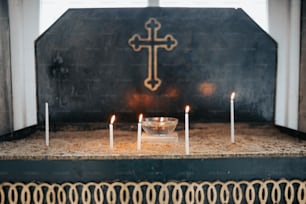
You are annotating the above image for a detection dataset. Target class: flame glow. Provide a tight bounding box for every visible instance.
[198,82,216,96]
[231,92,236,100]
[139,114,143,123]
[185,105,190,113]
[110,115,116,124]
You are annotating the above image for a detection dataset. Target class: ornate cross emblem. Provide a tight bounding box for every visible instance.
[128,18,178,91]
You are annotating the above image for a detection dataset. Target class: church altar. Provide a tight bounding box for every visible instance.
[1,6,305,203]
[0,123,305,203]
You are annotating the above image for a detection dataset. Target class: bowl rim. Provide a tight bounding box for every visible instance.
[142,117,178,122]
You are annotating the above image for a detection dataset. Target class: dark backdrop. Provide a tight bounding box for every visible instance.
[0,0,13,136]
[35,8,276,124]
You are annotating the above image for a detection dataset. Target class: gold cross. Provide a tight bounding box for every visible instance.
[128,18,178,91]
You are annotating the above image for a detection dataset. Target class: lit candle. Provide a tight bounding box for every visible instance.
[185,105,190,154]
[45,102,49,146]
[137,114,143,151]
[230,92,236,143]
[109,115,115,150]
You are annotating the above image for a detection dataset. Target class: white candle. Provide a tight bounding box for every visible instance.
[137,114,143,151]
[185,105,190,154]
[45,102,49,146]
[109,115,115,149]
[230,92,236,143]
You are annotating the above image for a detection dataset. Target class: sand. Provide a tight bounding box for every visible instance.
[0,123,305,160]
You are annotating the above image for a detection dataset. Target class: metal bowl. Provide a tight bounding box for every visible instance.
[142,117,178,135]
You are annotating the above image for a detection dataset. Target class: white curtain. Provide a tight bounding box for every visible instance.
[8,0,39,131]
[269,0,301,130]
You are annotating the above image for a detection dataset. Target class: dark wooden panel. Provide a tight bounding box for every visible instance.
[299,1,306,133]
[36,8,277,124]
[0,0,13,136]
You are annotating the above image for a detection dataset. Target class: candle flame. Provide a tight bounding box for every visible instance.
[138,114,143,123]
[185,105,190,113]
[231,92,236,100]
[110,115,116,124]
[160,117,164,122]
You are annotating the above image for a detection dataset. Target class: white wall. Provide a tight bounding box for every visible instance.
[268,0,301,130]
[8,0,39,130]
[39,0,147,34]
[160,0,269,32]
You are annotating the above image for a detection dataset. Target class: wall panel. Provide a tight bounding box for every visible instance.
[0,0,13,136]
